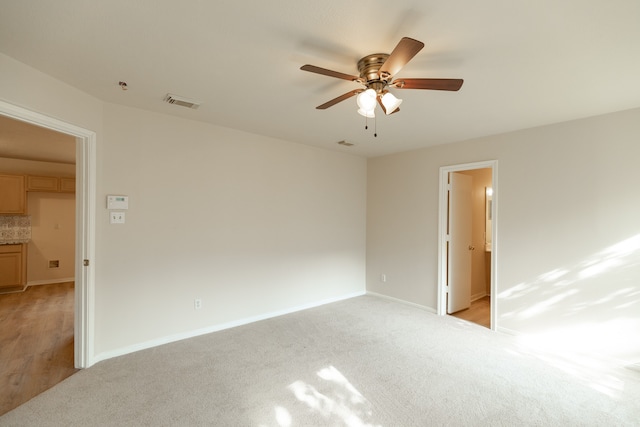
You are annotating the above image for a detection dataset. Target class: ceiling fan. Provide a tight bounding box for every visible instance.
[300,37,463,117]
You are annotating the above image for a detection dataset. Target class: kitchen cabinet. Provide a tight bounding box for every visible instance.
[27,175,58,192]
[0,174,26,214]
[0,244,27,292]
[60,177,76,193]
[27,175,75,193]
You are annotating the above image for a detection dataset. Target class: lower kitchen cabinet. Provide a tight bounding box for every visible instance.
[0,244,27,292]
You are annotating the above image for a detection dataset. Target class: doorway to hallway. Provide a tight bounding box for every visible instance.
[437,161,497,329]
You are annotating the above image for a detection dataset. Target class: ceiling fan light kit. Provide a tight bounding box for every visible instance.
[301,37,463,133]
[356,89,377,113]
[380,92,402,115]
[357,108,376,118]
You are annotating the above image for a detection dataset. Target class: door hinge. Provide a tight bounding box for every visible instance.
[83,259,90,267]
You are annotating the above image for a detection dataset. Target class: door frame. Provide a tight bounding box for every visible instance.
[437,160,498,329]
[0,100,96,368]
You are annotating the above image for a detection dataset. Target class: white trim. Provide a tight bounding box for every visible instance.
[470,292,488,302]
[367,291,437,313]
[0,100,96,369]
[93,291,366,363]
[437,160,498,331]
[27,278,75,287]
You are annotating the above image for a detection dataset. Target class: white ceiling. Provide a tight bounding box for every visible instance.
[1,0,639,158]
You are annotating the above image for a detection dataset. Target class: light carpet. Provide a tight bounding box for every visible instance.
[2,295,639,426]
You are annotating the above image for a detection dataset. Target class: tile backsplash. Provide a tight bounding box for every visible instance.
[0,215,32,244]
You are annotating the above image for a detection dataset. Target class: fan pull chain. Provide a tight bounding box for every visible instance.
[363,114,379,137]
[374,115,377,137]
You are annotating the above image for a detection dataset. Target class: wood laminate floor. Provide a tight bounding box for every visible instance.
[0,282,78,416]
[451,295,491,328]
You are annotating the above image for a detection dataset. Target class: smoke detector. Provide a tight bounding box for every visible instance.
[163,93,201,109]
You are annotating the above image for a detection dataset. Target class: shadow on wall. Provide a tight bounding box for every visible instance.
[498,233,640,396]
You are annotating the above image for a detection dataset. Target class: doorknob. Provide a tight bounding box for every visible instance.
[468,245,475,251]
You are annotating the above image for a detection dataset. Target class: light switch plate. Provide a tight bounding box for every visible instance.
[110,211,125,224]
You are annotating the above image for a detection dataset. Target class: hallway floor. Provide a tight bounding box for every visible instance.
[451,295,490,328]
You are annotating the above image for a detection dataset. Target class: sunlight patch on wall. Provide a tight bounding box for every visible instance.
[517,289,579,318]
[498,233,640,320]
[497,233,640,390]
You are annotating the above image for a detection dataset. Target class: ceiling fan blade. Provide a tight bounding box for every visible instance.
[300,64,359,82]
[379,37,425,78]
[316,89,362,109]
[395,78,464,91]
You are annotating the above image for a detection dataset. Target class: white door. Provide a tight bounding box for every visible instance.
[447,172,473,314]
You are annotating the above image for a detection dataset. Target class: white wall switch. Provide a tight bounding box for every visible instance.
[110,211,125,224]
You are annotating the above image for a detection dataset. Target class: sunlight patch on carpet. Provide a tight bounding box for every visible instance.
[514,318,640,398]
[285,365,380,427]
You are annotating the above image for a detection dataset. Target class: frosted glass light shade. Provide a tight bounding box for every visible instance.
[356,89,377,112]
[357,108,375,118]
[381,92,402,115]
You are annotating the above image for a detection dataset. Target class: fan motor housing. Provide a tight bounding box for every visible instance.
[357,53,390,84]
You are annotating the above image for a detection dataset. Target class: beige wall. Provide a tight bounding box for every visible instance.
[96,103,367,355]
[27,192,75,283]
[367,107,640,364]
[1,53,367,362]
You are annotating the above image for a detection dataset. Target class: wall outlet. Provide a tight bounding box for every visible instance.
[194,298,202,310]
[381,274,387,283]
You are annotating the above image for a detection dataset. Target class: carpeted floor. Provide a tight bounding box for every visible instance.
[2,295,639,426]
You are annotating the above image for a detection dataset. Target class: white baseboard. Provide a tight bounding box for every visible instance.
[27,277,75,287]
[92,290,366,365]
[471,292,488,302]
[366,291,437,314]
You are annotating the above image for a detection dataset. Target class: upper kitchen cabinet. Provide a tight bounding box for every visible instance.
[0,174,26,214]
[27,175,75,193]
[60,177,75,193]
[27,175,58,192]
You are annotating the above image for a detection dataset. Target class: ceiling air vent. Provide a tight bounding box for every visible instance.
[163,93,201,109]
[337,140,354,147]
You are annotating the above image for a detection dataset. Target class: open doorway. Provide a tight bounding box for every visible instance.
[437,161,497,329]
[0,115,79,414]
[0,100,96,371]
